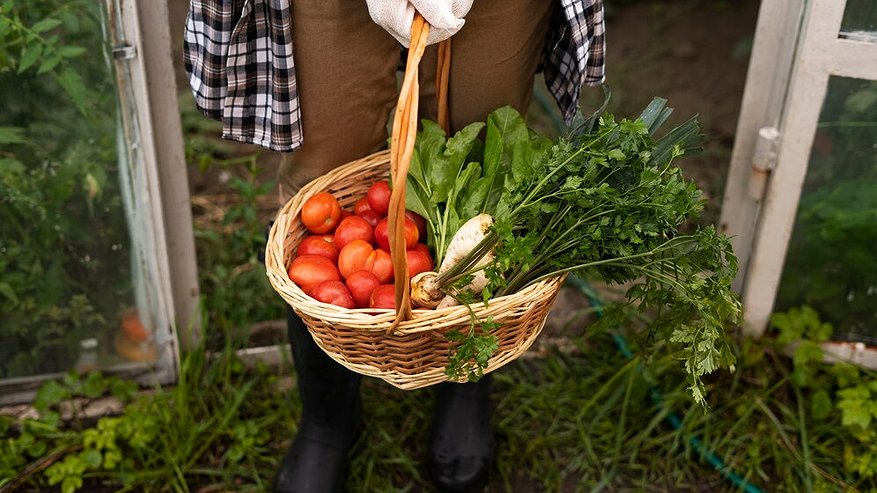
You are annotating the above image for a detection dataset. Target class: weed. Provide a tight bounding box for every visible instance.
[0,313,299,492]
[2,304,876,492]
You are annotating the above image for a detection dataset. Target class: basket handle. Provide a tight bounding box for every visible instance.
[387,14,451,333]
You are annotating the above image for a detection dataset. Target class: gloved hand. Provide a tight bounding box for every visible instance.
[365,0,474,47]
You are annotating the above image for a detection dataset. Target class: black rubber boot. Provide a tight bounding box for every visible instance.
[426,376,495,492]
[272,308,362,493]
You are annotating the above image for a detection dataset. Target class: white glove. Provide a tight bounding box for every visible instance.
[366,0,474,47]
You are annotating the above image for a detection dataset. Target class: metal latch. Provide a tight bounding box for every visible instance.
[748,126,780,200]
[112,44,136,60]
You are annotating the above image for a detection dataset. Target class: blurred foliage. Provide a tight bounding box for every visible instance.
[840,0,877,33]
[0,0,132,377]
[178,93,285,348]
[192,156,284,349]
[776,78,877,343]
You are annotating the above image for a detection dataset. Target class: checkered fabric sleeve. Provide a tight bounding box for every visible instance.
[183,0,303,152]
[544,0,607,125]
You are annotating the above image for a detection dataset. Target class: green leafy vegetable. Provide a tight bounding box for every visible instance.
[406,107,550,266]
[408,100,741,404]
[444,317,500,382]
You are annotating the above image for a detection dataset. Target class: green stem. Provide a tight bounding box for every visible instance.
[503,220,694,294]
[519,237,696,290]
[794,385,814,493]
[442,263,489,286]
[504,206,612,285]
[613,263,689,294]
[514,128,614,214]
[438,200,454,266]
[436,212,448,266]
[501,205,572,291]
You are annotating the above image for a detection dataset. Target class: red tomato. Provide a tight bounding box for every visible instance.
[354,197,372,216]
[345,270,381,308]
[405,211,428,240]
[287,255,341,294]
[374,219,390,251]
[412,243,433,264]
[357,209,381,228]
[339,209,353,221]
[337,239,374,279]
[317,234,336,247]
[297,236,339,262]
[311,280,356,308]
[406,250,434,278]
[369,284,396,309]
[374,217,419,252]
[120,309,149,343]
[367,181,391,216]
[333,216,374,249]
[300,192,342,234]
[402,217,420,249]
[364,248,394,284]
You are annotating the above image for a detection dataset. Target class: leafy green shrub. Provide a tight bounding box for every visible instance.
[0,346,296,493]
[770,305,877,485]
[777,181,877,340]
[776,79,877,343]
[186,155,285,347]
[0,1,132,377]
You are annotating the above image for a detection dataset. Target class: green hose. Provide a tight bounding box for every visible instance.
[566,275,764,493]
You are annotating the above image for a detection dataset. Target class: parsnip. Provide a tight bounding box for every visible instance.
[410,213,494,308]
[410,271,444,308]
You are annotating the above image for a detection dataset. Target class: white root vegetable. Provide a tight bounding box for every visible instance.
[410,213,494,309]
[411,271,444,308]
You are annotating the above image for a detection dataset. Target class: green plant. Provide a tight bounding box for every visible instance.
[407,101,740,402]
[771,305,877,485]
[180,88,285,345]
[1,0,132,377]
[190,152,284,348]
[4,303,877,492]
[1,316,298,492]
[0,371,138,492]
[776,78,877,343]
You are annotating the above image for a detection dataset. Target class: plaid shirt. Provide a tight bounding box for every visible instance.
[183,0,605,152]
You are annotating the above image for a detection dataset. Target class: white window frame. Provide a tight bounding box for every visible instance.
[720,0,877,367]
[110,0,200,370]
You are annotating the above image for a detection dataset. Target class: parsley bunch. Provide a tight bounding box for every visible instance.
[434,99,741,404]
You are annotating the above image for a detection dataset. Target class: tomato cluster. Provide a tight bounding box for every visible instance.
[288,181,434,310]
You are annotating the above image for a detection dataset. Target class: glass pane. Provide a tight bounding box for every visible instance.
[775,77,877,343]
[840,0,877,40]
[0,1,157,381]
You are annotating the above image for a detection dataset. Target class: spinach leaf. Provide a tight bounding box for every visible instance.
[405,179,433,230]
[428,121,484,204]
[410,120,446,197]
[455,162,486,222]
[480,106,530,213]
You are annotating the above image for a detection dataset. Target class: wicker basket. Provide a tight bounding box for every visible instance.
[265,15,565,390]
